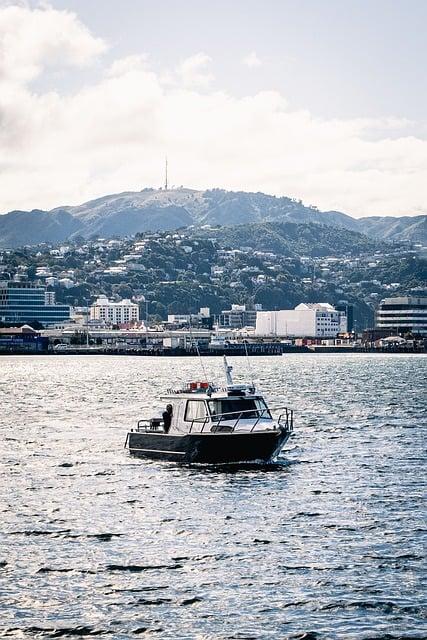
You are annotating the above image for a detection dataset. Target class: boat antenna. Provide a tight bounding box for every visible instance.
[189,321,208,381]
[223,355,234,386]
[243,339,256,389]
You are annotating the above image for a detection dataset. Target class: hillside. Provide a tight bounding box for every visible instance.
[0,209,83,247]
[3,220,423,332]
[191,221,384,257]
[0,188,425,248]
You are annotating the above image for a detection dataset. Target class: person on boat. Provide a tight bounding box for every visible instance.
[162,404,173,433]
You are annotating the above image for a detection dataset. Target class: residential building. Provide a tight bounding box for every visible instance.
[58,278,74,288]
[0,281,70,325]
[90,296,139,325]
[375,296,427,336]
[255,303,343,338]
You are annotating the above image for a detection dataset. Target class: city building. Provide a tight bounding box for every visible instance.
[216,304,261,329]
[375,296,427,336]
[336,303,354,332]
[255,303,344,338]
[0,325,48,353]
[70,306,90,326]
[166,308,212,329]
[90,295,139,325]
[167,314,191,325]
[0,281,70,326]
[45,291,56,306]
[58,278,74,289]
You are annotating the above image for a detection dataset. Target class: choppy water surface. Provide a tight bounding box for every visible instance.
[0,354,426,639]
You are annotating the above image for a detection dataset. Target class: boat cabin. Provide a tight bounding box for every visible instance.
[139,381,276,434]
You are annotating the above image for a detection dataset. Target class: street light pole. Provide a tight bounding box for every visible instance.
[86,300,90,348]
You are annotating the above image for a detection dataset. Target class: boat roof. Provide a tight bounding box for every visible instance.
[160,382,262,402]
[161,392,263,401]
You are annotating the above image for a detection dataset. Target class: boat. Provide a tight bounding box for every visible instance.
[125,357,294,464]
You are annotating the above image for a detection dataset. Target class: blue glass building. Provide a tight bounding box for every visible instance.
[0,281,70,326]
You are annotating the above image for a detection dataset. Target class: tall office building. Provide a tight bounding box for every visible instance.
[0,281,70,325]
[376,297,427,336]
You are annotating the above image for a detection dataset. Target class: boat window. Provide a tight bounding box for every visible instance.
[184,400,208,422]
[208,397,270,420]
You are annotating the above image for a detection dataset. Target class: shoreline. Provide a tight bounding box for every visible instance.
[1,348,425,357]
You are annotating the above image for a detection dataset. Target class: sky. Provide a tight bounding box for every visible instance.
[0,0,426,217]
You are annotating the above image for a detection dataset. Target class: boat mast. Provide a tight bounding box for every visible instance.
[243,339,255,389]
[223,355,234,386]
[189,321,208,381]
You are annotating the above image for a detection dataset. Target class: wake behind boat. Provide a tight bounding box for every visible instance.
[125,357,294,464]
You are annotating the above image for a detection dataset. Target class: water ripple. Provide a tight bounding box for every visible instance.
[0,354,426,639]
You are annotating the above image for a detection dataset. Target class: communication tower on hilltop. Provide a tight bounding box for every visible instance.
[165,156,168,191]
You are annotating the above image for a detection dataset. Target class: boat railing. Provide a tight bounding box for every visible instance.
[278,407,294,433]
[136,417,166,433]
[189,406,294,434]
[134,407,294,435]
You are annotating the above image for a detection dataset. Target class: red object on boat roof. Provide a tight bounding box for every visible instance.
[188,381,209,391]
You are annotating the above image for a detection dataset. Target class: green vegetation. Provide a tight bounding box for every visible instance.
[193,221,384,257]
[0,220,424,331]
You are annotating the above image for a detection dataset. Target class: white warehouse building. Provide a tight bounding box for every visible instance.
[90,296,139,325]
[255,303,347,338]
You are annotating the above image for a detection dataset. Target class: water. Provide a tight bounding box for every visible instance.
[1,354,426,639]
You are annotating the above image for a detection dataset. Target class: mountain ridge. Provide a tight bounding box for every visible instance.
[0,187,425,248]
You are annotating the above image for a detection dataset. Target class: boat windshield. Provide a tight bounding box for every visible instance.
[208,397,270,420]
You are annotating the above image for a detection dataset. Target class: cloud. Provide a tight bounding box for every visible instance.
[176,52,213,88]
[0,3,106,84]
[107,54,149,77]
[242,51,262,68]
[0,4,426,218]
